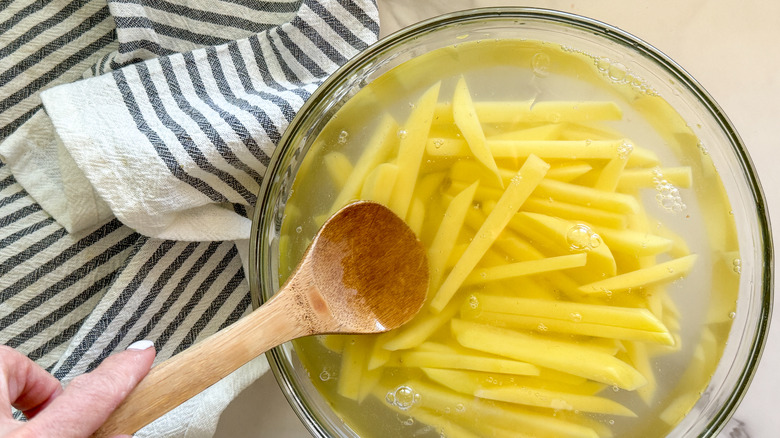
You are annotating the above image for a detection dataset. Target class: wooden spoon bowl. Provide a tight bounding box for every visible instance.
[92,201,428,438]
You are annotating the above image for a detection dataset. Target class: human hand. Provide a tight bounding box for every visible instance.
[0,341,156,438]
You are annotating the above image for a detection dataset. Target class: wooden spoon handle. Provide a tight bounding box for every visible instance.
[91,290,305,438]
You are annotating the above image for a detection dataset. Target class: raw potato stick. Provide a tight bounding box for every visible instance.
[465,294,670,332]
[452,76,503,186]
[426,138,629,160]
[328,114,399,215]
[323,151,353,188]
[462,253,587,286]
[475,385,637,416]
[433,100,623,124]
[579,254,698,293]
[452,319,647,390]
[389,82,441,217]
[430,154,550,311]
[427,182,478,291]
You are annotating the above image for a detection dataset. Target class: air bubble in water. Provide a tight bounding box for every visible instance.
[652,169,686,212]
[398,129,408,139]
[319,370,331,381]
[537,323,548,332]
[595,57,610,72]
[433,138,444,149]
[697,140,709,156]
[337,130,349,144]
[617,140,634,159]
[531,52,551,77]
[468,295,480,309]
[570,312,583,322]
[608,62,628,82]
[566,224,601,251]
[728,311,736,319]
[386,386,420,410]
[295,226,303,234]
[732,258,742,274]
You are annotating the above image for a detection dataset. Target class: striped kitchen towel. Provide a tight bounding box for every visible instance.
[0,0,379,436]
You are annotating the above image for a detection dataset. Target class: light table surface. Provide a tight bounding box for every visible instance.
[215,1,780,436]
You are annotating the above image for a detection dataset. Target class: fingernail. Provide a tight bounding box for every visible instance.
[126,340,155,351]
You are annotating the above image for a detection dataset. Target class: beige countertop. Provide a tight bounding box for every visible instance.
[215,1,780,436]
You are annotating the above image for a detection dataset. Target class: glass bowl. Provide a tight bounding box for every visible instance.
[248,7,772,438]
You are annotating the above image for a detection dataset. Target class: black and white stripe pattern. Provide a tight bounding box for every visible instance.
[30,0,379,240]
[0,0,118,139]
[1,0,380,431]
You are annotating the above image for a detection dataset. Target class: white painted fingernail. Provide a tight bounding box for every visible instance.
[126,340,155,351]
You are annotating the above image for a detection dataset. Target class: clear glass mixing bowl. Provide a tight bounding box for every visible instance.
[249,8,772,437]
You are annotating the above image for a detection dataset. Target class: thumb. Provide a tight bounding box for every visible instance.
[24,341,156,438]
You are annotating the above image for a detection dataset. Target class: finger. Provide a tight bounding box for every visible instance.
[24,341,156,438]
[0,345,63,420]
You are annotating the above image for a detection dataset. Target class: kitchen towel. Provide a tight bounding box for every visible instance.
[0,0,379,435]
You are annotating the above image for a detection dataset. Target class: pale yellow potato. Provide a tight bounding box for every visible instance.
[594,155,630,192]
[554,412,616,438]
[406,197,426,236]
[337,335,371,400]
[596,227,674,257]
[405,407,482,438]
[557,121,624,141]
[624,341,658,405]
[433,100,622,125]
[328,114,399,215]
[476,385,636,416]
[388,82,441,217]
[462,294,670,333]
[616,167,693,191]
[412,171,447,203]
[318,334,346,353]
[463,253,587,286]
[510,212,617,281]
[534,179,640,215]
[373,382,483,437]
[422,368,604,397]
[380,299,460,351]
[449,159,509,188]
[426,138,629,160]
[522,197,628,229]
[654,222,692,258]
[393,350,540,375]
[406,379,602,438]
[430,154,550,311]
[323,151,353,189]
[367,336,393,370]
[579,254,698,293]
[546,162,594,182]
[452,76,503,186]
[660,390,700,426]
[452,319,647,390]
[486,123,562,141]
[477,425,540,438]
[427,182,478,290]
[464,311,674,345]
[448,180,504,203]
[359,163,398,205]
[626,145,661,168]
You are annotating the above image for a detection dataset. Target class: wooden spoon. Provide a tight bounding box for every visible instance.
[92,201,429,438]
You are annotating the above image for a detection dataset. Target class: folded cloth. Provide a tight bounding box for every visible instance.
[0,0,379,436]
[3,0,379,241]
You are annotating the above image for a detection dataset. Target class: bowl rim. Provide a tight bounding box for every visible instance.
[249,6,774,438]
